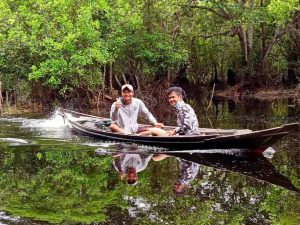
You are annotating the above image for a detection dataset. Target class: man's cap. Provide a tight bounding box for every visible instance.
[127,179,138,186]
[122,84,134,92]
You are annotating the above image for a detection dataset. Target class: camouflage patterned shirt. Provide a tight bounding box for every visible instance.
[177,159,200,185]
[174,100,200,135]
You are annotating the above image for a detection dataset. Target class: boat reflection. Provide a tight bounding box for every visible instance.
[95,146,300,193]
[169,149,300,193]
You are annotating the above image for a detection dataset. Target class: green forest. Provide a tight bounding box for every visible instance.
[0,0,299,111]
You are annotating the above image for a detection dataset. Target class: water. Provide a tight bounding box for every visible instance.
[0,99,300,225]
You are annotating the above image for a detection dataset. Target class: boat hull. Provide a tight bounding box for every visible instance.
[61,109,300,151]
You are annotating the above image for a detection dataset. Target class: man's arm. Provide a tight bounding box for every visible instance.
[175,105,191,134]
[138,100,157,125]
[136,154,153,172]
[110,102,119,121]
[178,159,200,185]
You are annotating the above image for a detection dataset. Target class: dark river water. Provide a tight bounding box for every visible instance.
[0,98,299,225]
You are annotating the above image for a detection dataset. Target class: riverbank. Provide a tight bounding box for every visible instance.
[216,86,300,102]
[1,86,299,116]
[0,105,45,116]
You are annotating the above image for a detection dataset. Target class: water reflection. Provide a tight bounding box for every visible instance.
[170,150,300,193]
[98,147,300,194]
[112,151,152,186]
[173,159,199,195]
[206,97,300,129]
[0,105,299,224]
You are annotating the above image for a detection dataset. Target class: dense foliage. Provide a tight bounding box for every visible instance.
[0,0,299,108]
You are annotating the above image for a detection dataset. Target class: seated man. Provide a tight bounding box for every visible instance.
[166,87,200,136]
[110,84,163,134]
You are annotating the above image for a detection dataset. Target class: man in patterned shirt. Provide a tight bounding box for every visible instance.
[174,159,200,195]
[165,87,200,193]
[167,87,200,136]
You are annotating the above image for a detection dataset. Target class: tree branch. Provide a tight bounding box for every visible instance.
[190,5,234,20]
[261,26,286,64]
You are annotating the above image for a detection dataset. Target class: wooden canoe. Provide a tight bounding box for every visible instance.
[60,108,300,151]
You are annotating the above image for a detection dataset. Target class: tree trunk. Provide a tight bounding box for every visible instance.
[248,26,253,52]
[114,72,122,88]
[121,72,127,84]
[97,65,103,115]
[109,61,113,92]
[286,10,300,87]
[31,81,35,113]
[231,25,255,68]
[102,65,106,101]
[134,66,141,92]
[5,91,9,107]
[290,10,300,55]
[144,0,153,33]
[0,81,2,113]
[261,26,284,65]
[96,89,101,116]
[167,69,171,85]
[260,0,266,52]
[172,11,180,44]
[14,89,17,107]
[14,77,18,107]
[248,0,254,52]
[236,25,248,65]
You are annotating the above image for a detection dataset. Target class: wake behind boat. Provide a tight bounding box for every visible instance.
[59,108,300,151]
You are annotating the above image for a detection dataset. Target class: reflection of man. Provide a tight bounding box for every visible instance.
[152,155,199,195]
[113,153,152,185]
[174,159,199,195]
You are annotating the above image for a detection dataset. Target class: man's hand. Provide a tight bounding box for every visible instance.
[119,171,126,180]
[167,129,176,136]
[154,122,164,128]
[115,98,122,110]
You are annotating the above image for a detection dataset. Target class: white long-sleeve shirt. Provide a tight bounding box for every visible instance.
[110,97,157,133]
[113,153,153,173]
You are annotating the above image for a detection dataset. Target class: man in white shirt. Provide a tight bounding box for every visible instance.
[113,153,153,185]
[110,84,163,134]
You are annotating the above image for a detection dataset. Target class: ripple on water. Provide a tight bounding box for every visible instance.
[0,211,20,224]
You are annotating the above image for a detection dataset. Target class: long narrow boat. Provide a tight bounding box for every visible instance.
[60,108,300,151]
